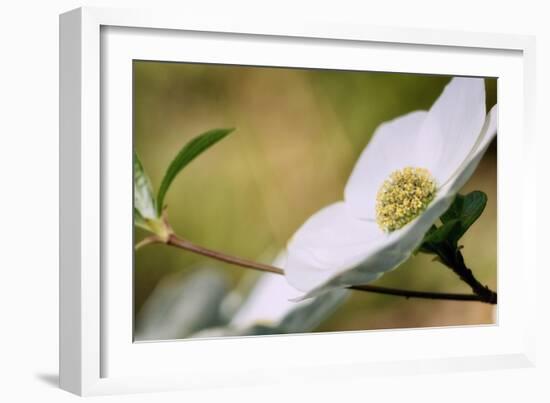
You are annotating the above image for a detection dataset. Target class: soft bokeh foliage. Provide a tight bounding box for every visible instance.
[134,61,497,339]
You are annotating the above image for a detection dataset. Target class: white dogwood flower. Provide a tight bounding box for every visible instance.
[284,77,498,298]
[184,253,347,338]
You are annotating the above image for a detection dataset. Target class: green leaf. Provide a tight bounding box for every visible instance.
[440,191,487,245]
[417,219,461,255]
[134,152,157,221]
[134,207,150,231]
[419,191,488,255]
[156,128,234,216]
[423,219,462,244]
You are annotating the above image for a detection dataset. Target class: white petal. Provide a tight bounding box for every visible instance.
[230,275,303,328]
[230,252,350,331]
[415,77,486,185]
[443,104,498,192]
[285,202,386,291]
[344,111,428,219]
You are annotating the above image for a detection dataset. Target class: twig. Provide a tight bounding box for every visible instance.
[135,235,161,251]
[437,246,498,304]
[160,234,497,304]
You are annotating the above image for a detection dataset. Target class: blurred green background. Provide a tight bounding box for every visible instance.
[134,61,497,337]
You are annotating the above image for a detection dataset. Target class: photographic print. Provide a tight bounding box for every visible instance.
[133,62,497,341]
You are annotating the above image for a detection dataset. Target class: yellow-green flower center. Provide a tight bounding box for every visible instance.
[375,167,437,232]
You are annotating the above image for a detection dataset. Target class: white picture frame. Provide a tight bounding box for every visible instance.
[59,6,537,396]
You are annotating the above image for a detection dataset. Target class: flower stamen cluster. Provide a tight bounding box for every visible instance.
[376,167,437,232]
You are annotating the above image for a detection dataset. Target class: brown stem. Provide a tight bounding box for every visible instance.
[167,234,283,275]
[163,234,496,304]
[440,247,498,304]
